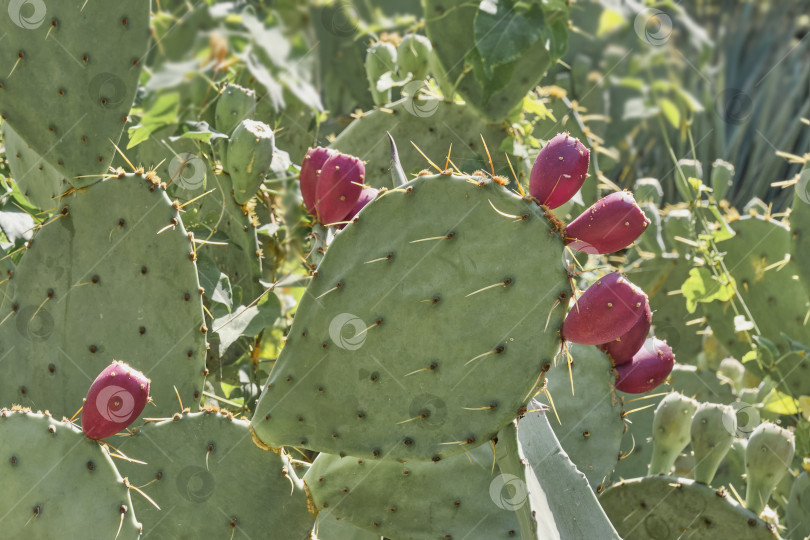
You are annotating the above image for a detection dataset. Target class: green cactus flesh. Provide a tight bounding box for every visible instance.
[745,422,795,515]
[649,392,698,476]
[0,1,150,185]
[0,407,142,539]
[365,42,397,106]
[626,256,702,360]
[790,162,810,298]
[115,410,314,540]
[314,512,382,540]
[250,173,569,462]
[305,439,522,539]
[701,216,810,388]
[1,123,66,211]
[330,98,509,187]
[690,403,736,485]
[786,470,810,540]
[538,343,625,490]
[507,405,622,539]
[0,173,206,421]
[600,475,777,540]
[226,120,275,205]
[215,84,257,136]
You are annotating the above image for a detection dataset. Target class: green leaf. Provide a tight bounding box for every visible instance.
[127,92,180,149]
[474,0,545,71]
[212,293,282,355]
[761,388,800,415]
[659,97,681,129]
[681,267,735,313]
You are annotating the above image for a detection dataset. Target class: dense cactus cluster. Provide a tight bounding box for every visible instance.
[1,2,809,539]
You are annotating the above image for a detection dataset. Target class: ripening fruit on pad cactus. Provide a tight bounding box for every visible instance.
[599,302,652,365]
[300,146,334,217]
[565,191,651,254]
[315,152,366,225]
[561,272,649,345]
[343,186,379,223]
[614,338,675,393]
[82,361,150,440]
[529,132,590,209]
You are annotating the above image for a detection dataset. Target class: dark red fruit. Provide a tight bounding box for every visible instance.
[81,361,150,440]
[615,338,675,393]
[599,302,652,365]
[565,191,650,254]
[315,153,365,225]
[529,132,590,209]
[342,187,378,223]
[561,272,649,345]
[300,147,334,217]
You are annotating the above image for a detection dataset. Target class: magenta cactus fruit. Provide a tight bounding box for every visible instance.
[342,186,379,223]
[614,338,675,393]
[565,191,650,254]
[81,360,151,440]
[315,152,366,225]
[529,132,590,209]
[561,272,649,345]
[599,302,652,366]
[300,146,334,217]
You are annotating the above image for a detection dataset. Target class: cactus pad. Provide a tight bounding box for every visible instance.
[538,343,624,490]
[1,123,66,210]
[115,410,314,540]
[600,475,777,540]
[0,407,142,539]
[305,442,522,539]
[0,1,150,185]
[0,173,206,421]
[251,173,569,461]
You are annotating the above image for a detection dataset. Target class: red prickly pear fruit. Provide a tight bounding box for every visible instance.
[565,191,651,254]
[614,338,675,393]
[341,187,379,225]
[315,152,365,225]
[561,272,649,345]
[300,147,334,217]
[81,360,150,440]
[599,302,652,365]
[529,132,590,209]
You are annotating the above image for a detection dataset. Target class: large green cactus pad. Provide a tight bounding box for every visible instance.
[701,216,810,387]
[0,0,149,185]
[115,410,314,540]
[251,173,569,461]
[0,408,142,539]
[600,475,777,540]
[305,441,522,539]
[314,513,382,540]
[1,123,66,211]
[0,173,206,422]
[0,0,150,187]
[538,343,624,490]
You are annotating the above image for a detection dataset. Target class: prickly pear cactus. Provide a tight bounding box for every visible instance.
[0,172,207,421]
[0,0,150,184]
[539,343,625,490]
[600,475,778,539]
[0,407,142,539]
[330,98,509,184]
[116,410,314,540]
[701,215,810,389]
[1,123,65,210]
[251,173,570,461]
[305,442,522,539]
